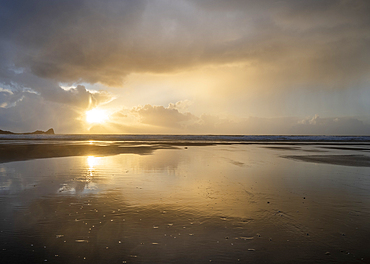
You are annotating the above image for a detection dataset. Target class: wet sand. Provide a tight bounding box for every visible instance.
[1,141,370,165]
[0,142,227,163]
[1,142,370,263]
[283,154,370,167]
[0,143,164,163]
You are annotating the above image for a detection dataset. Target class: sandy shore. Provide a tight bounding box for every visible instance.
[0,141,236,163]
[0,143,166,163]
[2,141,370,167]
[1,143,370,263]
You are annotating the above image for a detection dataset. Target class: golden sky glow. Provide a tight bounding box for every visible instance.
[0,0,370,134]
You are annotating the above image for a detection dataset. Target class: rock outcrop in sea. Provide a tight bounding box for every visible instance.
[0,128,55,135]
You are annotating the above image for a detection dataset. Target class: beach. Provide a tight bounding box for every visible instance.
[2,0,370,263]
[1,136,370,263]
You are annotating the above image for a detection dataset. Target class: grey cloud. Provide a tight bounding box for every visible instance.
[187,115,370,135]
[0,0,369,87]
[292,115,370,135]
[0,57,114,109]
[0,92,83,133]
[0,0,147,85]
[0,88,26,108]
[41,85,114,110]
[1,70,113,110]
[193,0,370,27]
[0,81,113,132]
[276,0,370,29]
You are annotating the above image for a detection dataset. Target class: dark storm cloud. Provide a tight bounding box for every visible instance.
[0,0,369,87]
[0,0,147,85]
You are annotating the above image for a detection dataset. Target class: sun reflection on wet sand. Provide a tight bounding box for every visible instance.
[87,155,100,169]
[0,145,370,263]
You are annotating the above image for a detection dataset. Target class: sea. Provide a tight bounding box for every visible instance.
[1,134,370,143]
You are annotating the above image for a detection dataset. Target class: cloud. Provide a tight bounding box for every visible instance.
[103,104,370,135]
[0,83,114,133]
[0,92,84,133]
[0,87,26,108]
[0,60,114,110]
[167,100,192,112]
[0,0,148,86]
[131,103,196,129]
[41,85,114,110]
[292,115,370,135]
[0,0,369,87]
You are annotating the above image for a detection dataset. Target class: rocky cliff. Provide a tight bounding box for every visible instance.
[0,128,55,135]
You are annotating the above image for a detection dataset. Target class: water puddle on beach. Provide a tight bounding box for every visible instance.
[1,144,370,263]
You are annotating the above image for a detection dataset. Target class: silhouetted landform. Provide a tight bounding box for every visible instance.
[283,154,370,167]
[0,128,55,135]
[0,143,177,163]
[0,129,13,134]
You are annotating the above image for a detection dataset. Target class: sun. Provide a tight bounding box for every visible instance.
[86,108,108,124]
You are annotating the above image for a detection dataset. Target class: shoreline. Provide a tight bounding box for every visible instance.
[1,134,370,143]
[0,143,171,163]
[0,140,370,167]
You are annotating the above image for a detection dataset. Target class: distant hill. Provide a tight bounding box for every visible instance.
[0,128,55,135]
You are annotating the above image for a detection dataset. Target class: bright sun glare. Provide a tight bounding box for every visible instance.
[86,108,108,124]
[87,156,100,169]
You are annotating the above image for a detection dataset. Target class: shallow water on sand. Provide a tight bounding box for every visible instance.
[1,144,370,263]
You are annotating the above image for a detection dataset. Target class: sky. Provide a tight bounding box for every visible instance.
[0,0,370,134]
